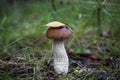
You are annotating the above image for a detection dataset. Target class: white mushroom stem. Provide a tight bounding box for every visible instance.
[53,40,69,74]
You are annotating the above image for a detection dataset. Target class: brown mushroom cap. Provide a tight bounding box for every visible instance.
[46,21,66,28]
[46,27,72,40]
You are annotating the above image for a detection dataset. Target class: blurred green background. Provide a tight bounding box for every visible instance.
[0,0,119,53]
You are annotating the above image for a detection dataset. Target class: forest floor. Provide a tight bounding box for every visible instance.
[0,35,120,80]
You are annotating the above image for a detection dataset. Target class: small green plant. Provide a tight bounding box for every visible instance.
[74,67,84,74]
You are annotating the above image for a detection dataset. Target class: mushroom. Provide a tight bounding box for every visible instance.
[46,21,72,74]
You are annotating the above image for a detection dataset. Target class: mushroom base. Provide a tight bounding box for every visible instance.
[53,40,69,74]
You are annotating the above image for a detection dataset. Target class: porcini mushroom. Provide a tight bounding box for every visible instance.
[46,21,72,74]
